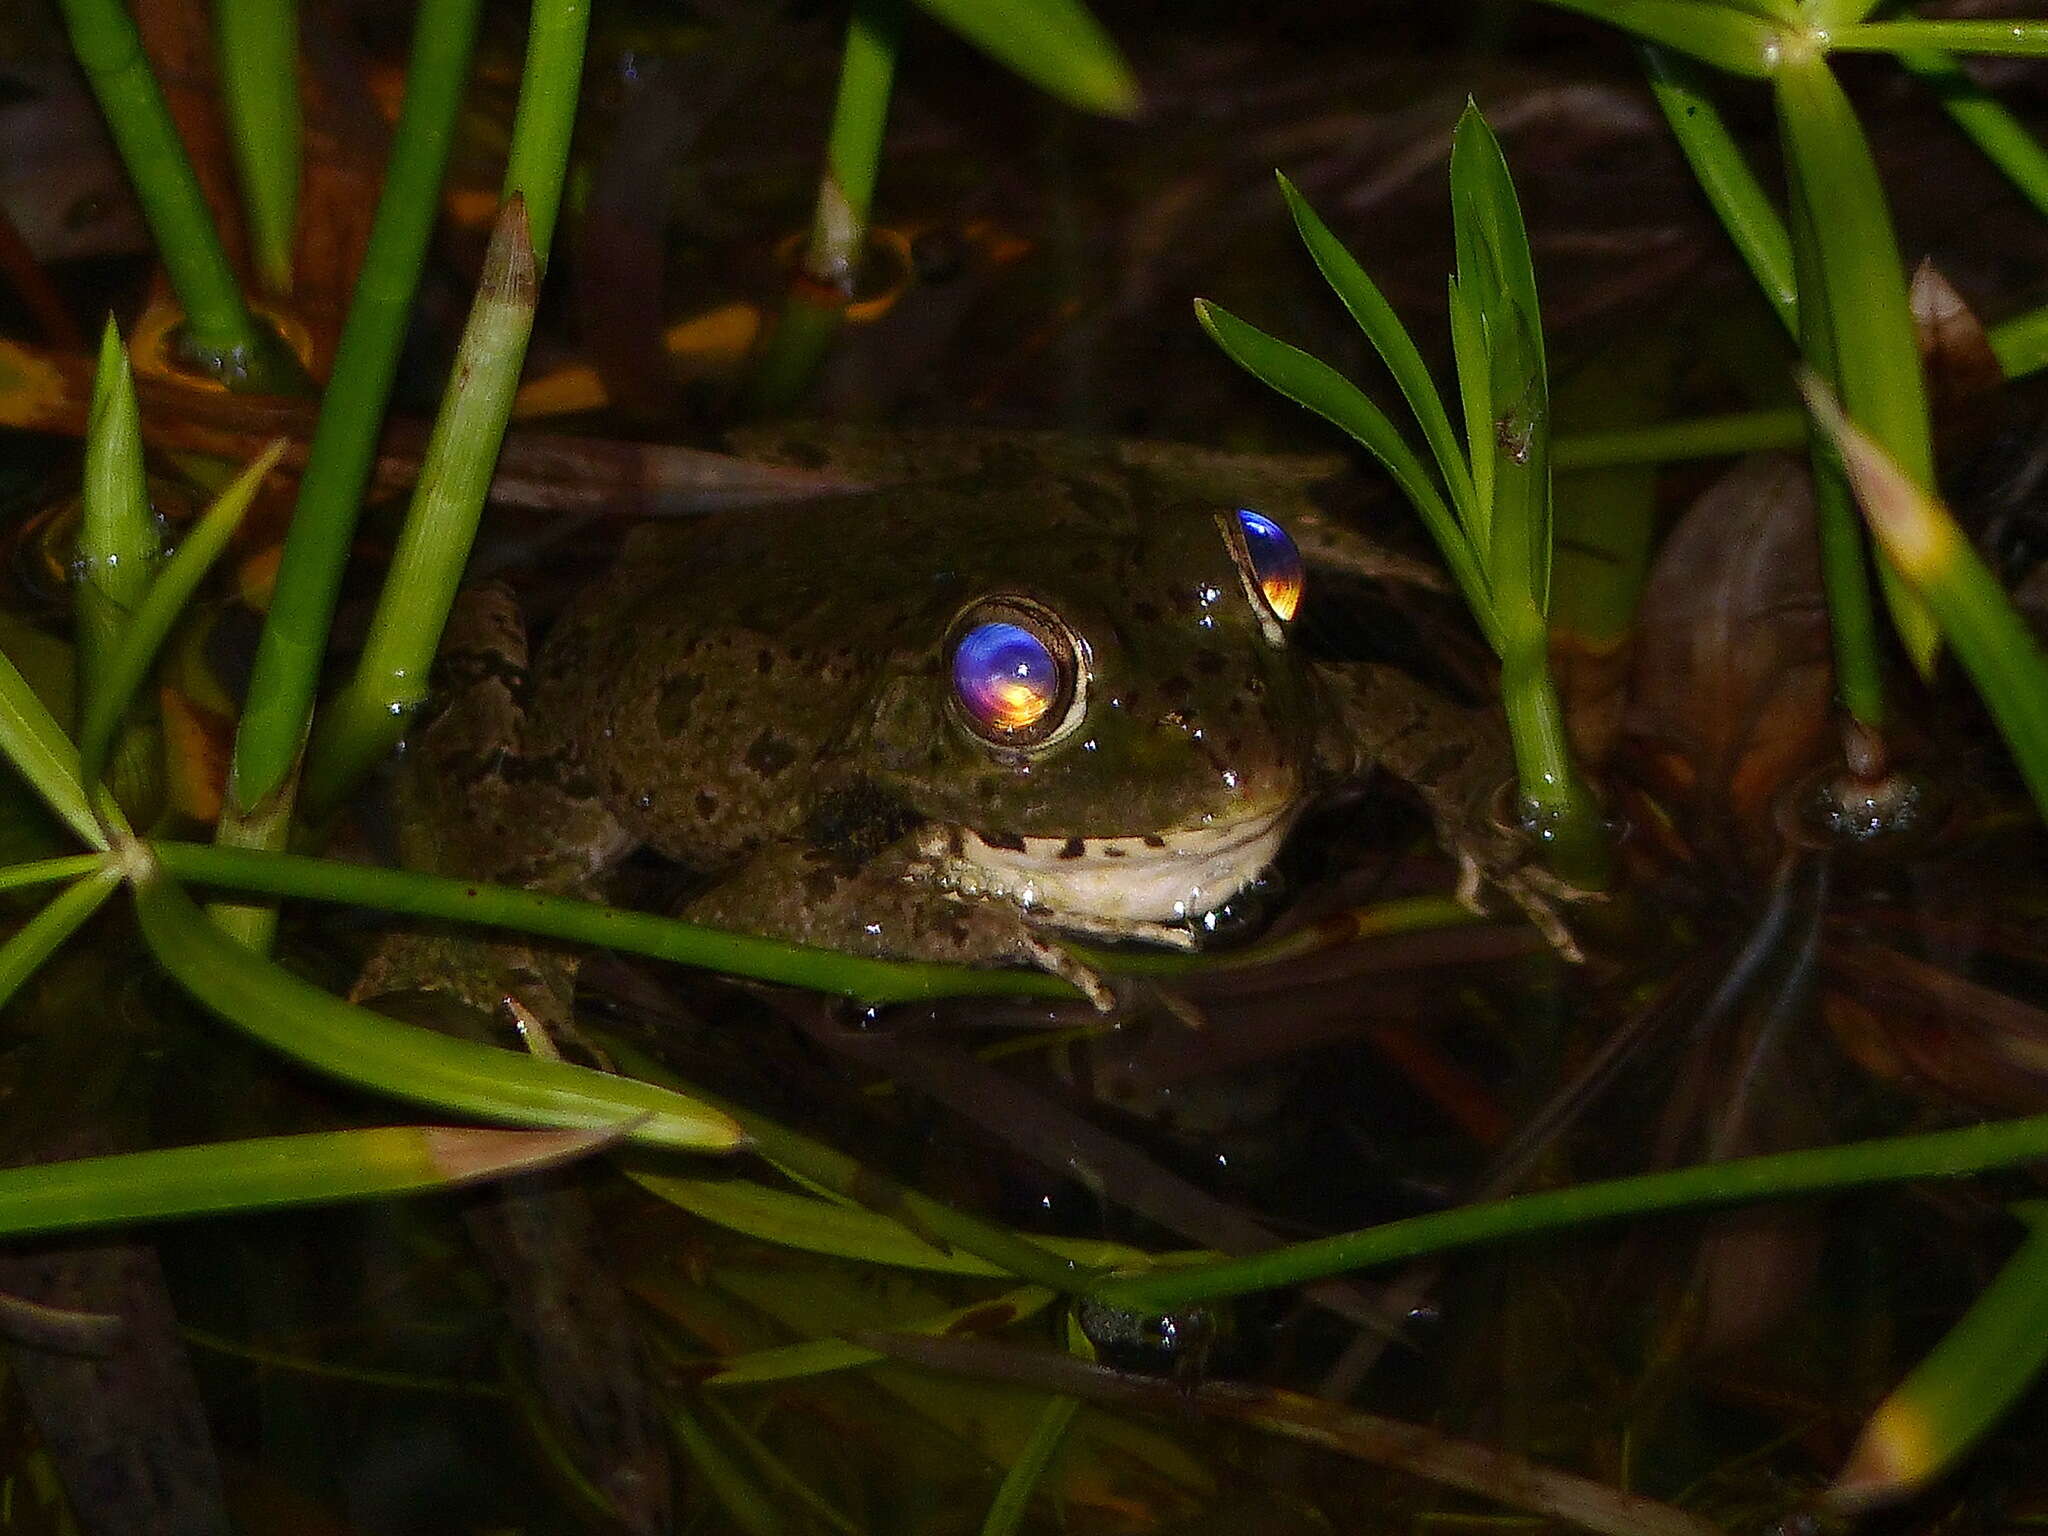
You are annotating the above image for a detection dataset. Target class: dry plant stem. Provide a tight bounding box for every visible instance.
[855,1333,1723,1536]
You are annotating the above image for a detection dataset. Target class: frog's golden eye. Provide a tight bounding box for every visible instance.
[1234,508,1304,623]
[948,600,1085,749]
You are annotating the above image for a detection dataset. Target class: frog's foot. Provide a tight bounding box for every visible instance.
[1450,842,1589,965]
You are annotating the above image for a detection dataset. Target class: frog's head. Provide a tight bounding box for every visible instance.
[860,487,1320,935]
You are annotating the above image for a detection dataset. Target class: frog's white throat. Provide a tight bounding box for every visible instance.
[924,807,1296,944]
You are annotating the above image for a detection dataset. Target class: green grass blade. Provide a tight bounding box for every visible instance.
[226,0,485,815]
[79,440,284,797]
[1778,51,1938,704]
[1195,300,1498,649]
[704,1287,1054,1387]
[631,1169,1170,1277]
[982,1394,1081,1536]
[1278,174,1476,526]
[1532,0,1779,75]
[1089,1111,2048,1313]
[1831,1203,2048,1511]
[1553,407,1805,468]
[0,864,123,1013]
[1989,302,2048,378]
[151,841,1085,1006]
[1895,49,2048,225]
[499,0,591,270]
[666,1400,781,1536]
[0,1123,614,1237]
[128,855,747,1153]
[216,0,301,293]
[1641,45,1796,335]
[1804,377,2048,819]
[1835,20,2048,57]
[749,0,905,410]
[0,644,104,851]
[305,201,537,815]
[77,318,155,713]
[54,0,289,385]
[908,0,1137,115]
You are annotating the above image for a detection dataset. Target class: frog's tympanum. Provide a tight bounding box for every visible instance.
[373,433,1570,1017]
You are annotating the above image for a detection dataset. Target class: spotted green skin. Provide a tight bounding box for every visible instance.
[535,466,1317,868]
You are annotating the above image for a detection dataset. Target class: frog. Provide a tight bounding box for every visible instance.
[364,429,1577,1023]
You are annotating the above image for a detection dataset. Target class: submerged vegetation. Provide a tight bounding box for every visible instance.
[0,0,2046,1530]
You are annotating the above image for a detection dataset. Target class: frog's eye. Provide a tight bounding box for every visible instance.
[1235,509,1304,622]
[948,600,1086,749]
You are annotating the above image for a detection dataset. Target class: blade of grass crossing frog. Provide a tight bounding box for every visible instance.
[0,1124,616,1236]
[1804,378,2048,817]
[127,859,748,1153]
[0,864,123,1014]
[1832,1203,2048,1510]
[982,1394,1081,1536]
[79,440,285,796]
[907,0,1138,115]
[1195,300,1500,651]
[1278,175,1477,527]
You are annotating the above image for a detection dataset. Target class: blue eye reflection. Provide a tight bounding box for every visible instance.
[953,621,1060,736]
[1237,508,1303,621]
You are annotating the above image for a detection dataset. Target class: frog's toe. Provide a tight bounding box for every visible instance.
[1018,934,1118,1012]
[1451,848,1590,965]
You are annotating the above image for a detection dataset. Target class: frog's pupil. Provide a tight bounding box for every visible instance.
[1237,508,1304,622]
[954,621,1058,733]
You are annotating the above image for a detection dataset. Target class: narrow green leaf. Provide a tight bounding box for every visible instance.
[1532,0,1780,75]
[630,1169,1176,1277]
[0,1124,615,1237]
[1835,20,2048,58]
[1089,1111,2048,1314]
[79,439,284,795]
[1804,377,2048,820]
[77,318,156,712]
[1195,300,1499,650]
[498,0,591,270]
[908,0,1138,115]
[1832,1204,2048,1511]
[1777,52,1941,679]
[305,199,539,815]
[1278,174,1475,526]
[1894,49,2048,226]
[667,1400,782,1536]
[129,857,748,1153]
[216,0,301,293]
[704,1286,1055,1387]
[1641,45,1796,335]
[0,864,123,1014]
[0,644,105,851]
[982,1394,1081,1536]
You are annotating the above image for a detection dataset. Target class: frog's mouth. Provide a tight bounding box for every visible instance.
[925,806,1297,940]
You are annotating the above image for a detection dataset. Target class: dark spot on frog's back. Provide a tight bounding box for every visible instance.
[744,730,798,778]
[1057,837,1086,860]
[1193,647,1226,676]
[695,791,719,820]
[655,673,703,738]
[981,829,1026,853]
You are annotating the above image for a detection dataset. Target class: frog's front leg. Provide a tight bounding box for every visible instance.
[682,836,1116,1010]
[1319,661,1588,961]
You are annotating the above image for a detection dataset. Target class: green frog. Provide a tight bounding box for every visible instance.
[370,431,1575,1019]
